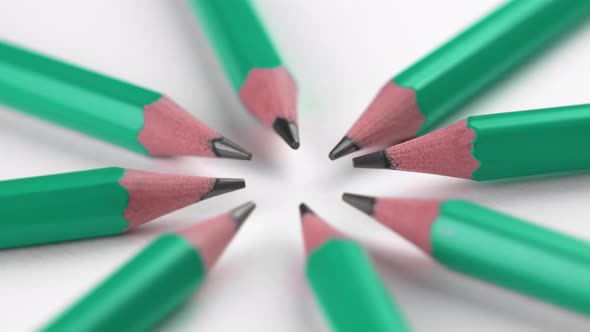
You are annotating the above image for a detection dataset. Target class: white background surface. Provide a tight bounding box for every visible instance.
[1,1,590,331]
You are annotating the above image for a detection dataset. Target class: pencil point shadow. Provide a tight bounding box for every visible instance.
[140,252,258,332]
[316,160,360,187]
[289,262,331,332]
[404,171,590,206]
[0,234,135,269]
[238,129,284,174]
[477,170,590,187]
[368,246,588,331]
[367,244,438,282]
[127,218,183,238]
[434,22,590,128]
[153,297,202,332]
[398,176,481,198]
[0,110,151,168]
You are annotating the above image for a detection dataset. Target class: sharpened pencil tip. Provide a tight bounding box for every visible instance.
[202,178,245,199]
[230,201,256,228]
[212,137,252,160]
[299,203,315,217]
[353,150,391,169]
[273,118,300,149]
[329,136,359,160]
[342,193,376,215]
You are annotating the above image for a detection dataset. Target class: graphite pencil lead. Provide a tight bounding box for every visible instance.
[329,136,360,160]
[230,201,256,228]
[273,118,300,149]
[342,193,376,215]
[202,178,245,200]
[353,150,391,169]
[212,137,252,160]
[299,203,315,217]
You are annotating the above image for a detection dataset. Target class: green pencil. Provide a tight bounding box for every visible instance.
[0,167,245,249]
[344,194,590,316]
[0,41,251,160]
[354,103,590,181]
[188,0,300,149]
[330,0,590,159]
[300,204,411,332]
[41,202,255,332]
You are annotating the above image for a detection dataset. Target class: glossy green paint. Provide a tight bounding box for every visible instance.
[468,104,590,181]
[0,41,161,154]
[432,200,590,315]
[394,0,590,134]
[307,240,410,332]
[42,234,205,332]
[0,167,130,249]
[189,0,282,90]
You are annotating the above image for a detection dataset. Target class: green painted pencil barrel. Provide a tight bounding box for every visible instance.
[432,200,590,315]
[307,240,410,332]
[188,0,282,90]
[469,104,590,180]
[0,41,159,154]
[0,167,129,249]
[394,0,590,133]
[42,234,205,332]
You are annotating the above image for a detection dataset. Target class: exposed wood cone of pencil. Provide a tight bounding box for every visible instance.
[189,0,300,149]
[329,1,590,160]
[0,167,245,248]
[0,41,252,160]
[42,202,256,332]
[353,103,590,181]
[300,203,411,332]
[342,193,590,316]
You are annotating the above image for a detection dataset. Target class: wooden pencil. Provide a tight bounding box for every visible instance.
[0,167,245,248]
[0,41,251,160]
[300,203,410,332]
[41,202,255,332]
[188,0,299,149]
[343,193,590,316]
[329,0,590,160]
[353,103,590,181]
